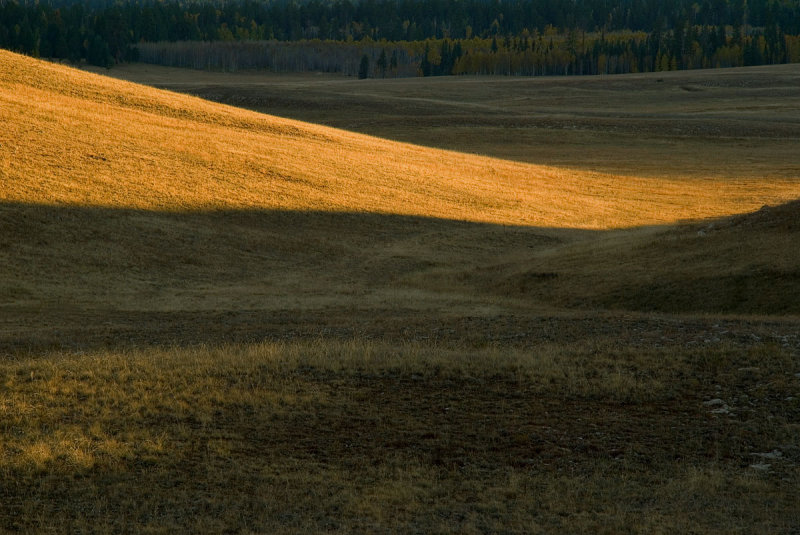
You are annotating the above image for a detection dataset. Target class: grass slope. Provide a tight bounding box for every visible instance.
[466,200,800,314]
[105,62,800,181]
[3,50,798,227]
[1,51,800,533]
[2,50,800,331]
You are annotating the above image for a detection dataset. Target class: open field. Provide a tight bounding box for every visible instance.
[3,340,800,533]
[3,51,800,532]
[98,62,800,180]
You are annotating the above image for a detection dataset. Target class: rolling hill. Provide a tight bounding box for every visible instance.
[2,49,800,534]
[3,49,798,225]
[1,49,799,351]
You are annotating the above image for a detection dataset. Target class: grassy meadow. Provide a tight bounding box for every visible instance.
[99,62,800,181]
[2,50,800,532]
[3,340,799,533]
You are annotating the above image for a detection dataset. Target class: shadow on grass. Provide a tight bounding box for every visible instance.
[1,200,799,351]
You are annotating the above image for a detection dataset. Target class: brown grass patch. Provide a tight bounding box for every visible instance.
[2,340,798,533]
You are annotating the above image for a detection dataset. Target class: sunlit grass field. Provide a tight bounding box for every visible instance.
[2,50,800,532]
[6,53,800,225]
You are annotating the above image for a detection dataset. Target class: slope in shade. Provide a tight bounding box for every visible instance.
[2,198,800,355]
[491,199,800,314]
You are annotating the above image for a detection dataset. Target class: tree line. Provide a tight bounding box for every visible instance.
[1,0,799,73]
[137,30,800,77]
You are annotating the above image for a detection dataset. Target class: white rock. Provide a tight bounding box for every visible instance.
[751,450,782,460]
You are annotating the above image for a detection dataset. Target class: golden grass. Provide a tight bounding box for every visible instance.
[1,50,799,340]
[3,50,797,229]
[2,52,800,533]
[103,61,800,182]
[2,340,798,533]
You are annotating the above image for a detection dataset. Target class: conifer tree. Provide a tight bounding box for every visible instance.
[377,48,388,77]
[358,54,370,79]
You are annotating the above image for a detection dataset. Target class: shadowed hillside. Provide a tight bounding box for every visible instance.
[2,199,800,352]
[478,200,800,314]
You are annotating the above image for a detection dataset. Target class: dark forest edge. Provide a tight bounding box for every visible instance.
[2,0,799,76]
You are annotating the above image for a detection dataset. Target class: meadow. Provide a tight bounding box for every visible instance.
[100,62,800,180]
[2,51,799,532]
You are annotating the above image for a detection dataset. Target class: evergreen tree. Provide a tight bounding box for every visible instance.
[420,42,432,75]
[87,34,112,68]
[377,48,388,77]
[358,53,370,78]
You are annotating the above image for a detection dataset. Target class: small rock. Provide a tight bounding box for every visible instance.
[703,399,726,406]
[738,367,760,372]
[749,463,771,472]
[751,450,782,460]
[710,407,730,415]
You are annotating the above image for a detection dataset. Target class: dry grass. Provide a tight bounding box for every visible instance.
[5,51,798,229]
[103,62,800,182]
[2,51,800,532]
[3,50,799,329]
[2,340,799,533]
[434,199,800,314]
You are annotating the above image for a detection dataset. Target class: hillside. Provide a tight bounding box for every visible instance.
[481,199,800,314]
[3,50,798,226]
[2,50,800,535]
[2,50,800,352]
[107,61,800,181]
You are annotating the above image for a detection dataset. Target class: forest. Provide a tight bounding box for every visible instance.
[1,0,800,75]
